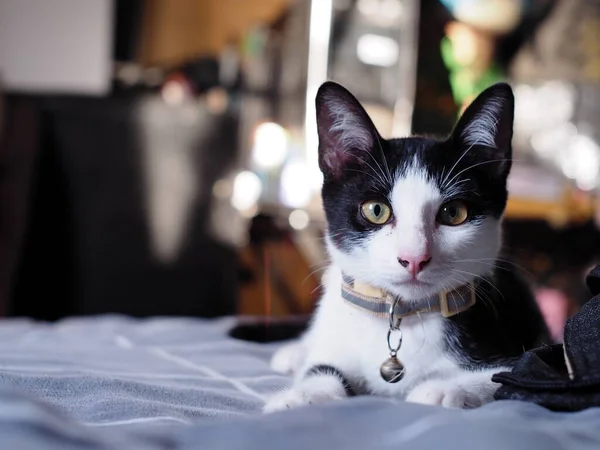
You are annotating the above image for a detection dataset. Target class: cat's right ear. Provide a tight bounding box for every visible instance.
[315,82,380,180]
[449,83,514,178]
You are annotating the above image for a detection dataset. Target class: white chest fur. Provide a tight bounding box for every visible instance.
[266,265,510,412]
[296,266,461,397]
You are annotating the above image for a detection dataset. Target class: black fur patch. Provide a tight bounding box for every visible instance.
[444,260,549,369]
[305,364,356,397]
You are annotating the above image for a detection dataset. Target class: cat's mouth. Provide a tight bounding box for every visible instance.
[390,279,431,288]
[385,278,439,301]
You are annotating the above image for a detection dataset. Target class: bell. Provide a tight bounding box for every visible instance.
[380,356,405,383]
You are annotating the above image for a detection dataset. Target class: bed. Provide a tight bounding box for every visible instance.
[0,315,598,449]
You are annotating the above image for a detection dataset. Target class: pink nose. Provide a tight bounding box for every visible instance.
[398,254,432,277]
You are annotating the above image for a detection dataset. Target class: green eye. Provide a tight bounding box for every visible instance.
[360,201,392,225]
[437,200,469,226]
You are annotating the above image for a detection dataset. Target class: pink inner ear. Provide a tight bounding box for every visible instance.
[323,148,354,179]
[317,92,376,178]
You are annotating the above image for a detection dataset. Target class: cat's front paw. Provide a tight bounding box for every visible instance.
[406,380,485,409]
[263,376,347,413]
[262,389,311,413]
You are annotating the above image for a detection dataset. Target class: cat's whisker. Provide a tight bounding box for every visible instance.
[444,157,521,188]
[472,285,499,318]
[448,271,497,314]
[373,132,393,186]
[441,178,473,199]
[440,137,482,189]
[451,258,534,277]
[449,259,508,272]
[365,151,390,187]
[451,268,505,302]
[345,168,386,186]
[353,154,389,188]
[310,283,326,295]
[301,266,330,286]
[362,146,391,187]
[323,231,348,241]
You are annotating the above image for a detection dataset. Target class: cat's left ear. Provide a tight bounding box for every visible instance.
[315,81,381,181]
[450,83,514,178]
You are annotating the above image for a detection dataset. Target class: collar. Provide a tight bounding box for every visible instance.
[341,274,476,319]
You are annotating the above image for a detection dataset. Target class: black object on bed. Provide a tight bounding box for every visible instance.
[229,316,310,343]
[493,264,600,411]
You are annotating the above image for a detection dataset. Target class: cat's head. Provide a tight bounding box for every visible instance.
[316,81,514,301]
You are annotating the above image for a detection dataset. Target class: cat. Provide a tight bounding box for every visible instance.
[263,81,548,412]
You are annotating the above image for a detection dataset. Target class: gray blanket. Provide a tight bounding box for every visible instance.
[0,315,598,449]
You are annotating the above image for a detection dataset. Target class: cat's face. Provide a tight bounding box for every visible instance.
[316,82,514,301]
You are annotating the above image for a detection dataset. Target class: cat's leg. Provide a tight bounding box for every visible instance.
[270,340,307,374]
[405,367,509,409]
[263,365,353,413]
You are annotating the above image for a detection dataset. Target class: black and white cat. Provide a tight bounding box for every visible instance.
[263,81,548,412]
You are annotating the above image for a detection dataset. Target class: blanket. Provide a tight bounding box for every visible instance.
[0,315,598,449]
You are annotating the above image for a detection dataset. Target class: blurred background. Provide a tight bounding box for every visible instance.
[0,0,599,342]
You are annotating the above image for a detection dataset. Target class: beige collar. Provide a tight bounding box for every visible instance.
[341,274,476,319]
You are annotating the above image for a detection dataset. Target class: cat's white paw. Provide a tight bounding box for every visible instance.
[270,341,306,374]
[263,375,346,413]
[406,380,485,409]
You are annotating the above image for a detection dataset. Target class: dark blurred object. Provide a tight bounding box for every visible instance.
[0,80,3,130]
[113,0,145,62]
[504,219,600,309]
[0,96,39,317]
[496,0,557,70]
[4,94,240,320]
[412,0,456,135]
[177,58,221,94]
[229,315,309,343]
[248,213,288,244]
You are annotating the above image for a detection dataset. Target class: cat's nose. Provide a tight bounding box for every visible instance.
[397,254,432,277]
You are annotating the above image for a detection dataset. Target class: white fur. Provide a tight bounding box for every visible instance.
[263,165,507,413]
[461,97,505,148]
[405,369,501,408]
[269,340,307,374]
[263,371,347,413]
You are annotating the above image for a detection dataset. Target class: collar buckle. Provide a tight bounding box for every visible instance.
[439,282,477,317]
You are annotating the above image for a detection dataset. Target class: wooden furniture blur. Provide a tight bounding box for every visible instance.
[237,216,322,317]
[238,241,320,317]
[504,163,595,228]
[506,189,595,228]
[138,0,292,67]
